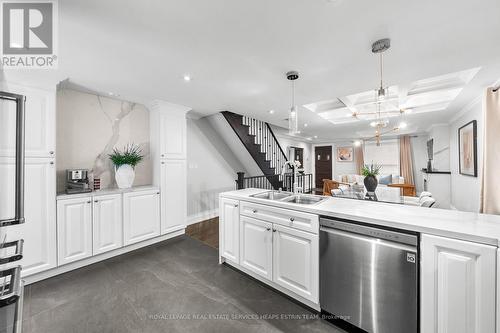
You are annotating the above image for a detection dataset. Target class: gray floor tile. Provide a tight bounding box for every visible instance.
[23,235,344,333]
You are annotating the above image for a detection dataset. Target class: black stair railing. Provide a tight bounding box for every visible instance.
[222,111,288,190]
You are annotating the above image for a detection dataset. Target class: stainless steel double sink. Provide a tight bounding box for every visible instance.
[250,191,327,205]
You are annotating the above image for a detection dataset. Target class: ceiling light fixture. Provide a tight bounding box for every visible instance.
[286,71,300,135]
[269,110,275,114]
[314,135,318,139]
[183,75,191,81]
[354,140,362,147]
[304,123,308,127]
[372,38,391,102]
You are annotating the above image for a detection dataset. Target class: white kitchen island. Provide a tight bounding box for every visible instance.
[219,188,500,333]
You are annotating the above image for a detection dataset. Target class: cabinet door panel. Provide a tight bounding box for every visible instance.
[273,224,318,303]
[123,190,160,245]
[160,113,186,159]
[421,234,496,333]
[219,198,239,264]
[93,194,122,255]
[57,198,93,265]
[160,160,186,234]
[240,216,272,280]
[0,158,57,276]
[0,83,55,157]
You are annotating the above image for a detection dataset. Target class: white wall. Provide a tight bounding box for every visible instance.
[271,127,313,174]
[411,135,430,194]
[449,99,483,212]
[186,115,259,224]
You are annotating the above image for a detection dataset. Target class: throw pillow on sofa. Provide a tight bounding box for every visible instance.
[379,174,392,185]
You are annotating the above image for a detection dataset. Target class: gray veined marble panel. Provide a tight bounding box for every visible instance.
[22,236,344,333]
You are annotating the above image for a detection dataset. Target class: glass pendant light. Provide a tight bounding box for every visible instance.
[287,71,299,135]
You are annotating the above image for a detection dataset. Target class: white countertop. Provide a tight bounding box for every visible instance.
[221,188,500,246]
[57,185,159,200]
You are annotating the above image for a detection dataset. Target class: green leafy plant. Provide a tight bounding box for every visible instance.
[361,163,381,177]
[109,144,144,167]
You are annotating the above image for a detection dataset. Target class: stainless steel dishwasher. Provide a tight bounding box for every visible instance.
[319,217,418,333]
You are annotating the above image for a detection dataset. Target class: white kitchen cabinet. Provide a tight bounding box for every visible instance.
[92,194,122,255]
[123,189,161,245]
[160,159,186,234]
[0,158,57,276]
[57,197,93,266]
[0,83,55,158]
[159,111,186,159]
[219,198,240,264]
[273,224,319,303]
[240,216,273,280]
[421,234,496,333]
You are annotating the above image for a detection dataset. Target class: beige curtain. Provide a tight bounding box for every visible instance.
[399,135,414,185]
[480,87,500,214]
[355,144,364,175]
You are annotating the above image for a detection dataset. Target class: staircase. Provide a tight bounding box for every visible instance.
[221,111,288,190]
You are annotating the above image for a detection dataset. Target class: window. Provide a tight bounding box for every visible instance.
[363,139,400,175]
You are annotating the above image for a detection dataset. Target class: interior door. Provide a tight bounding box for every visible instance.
[315,146,332,189]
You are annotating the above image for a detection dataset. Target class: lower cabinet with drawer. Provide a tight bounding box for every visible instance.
[222,199,319,306]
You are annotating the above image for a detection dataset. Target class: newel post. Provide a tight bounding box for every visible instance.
[236,172,245,190]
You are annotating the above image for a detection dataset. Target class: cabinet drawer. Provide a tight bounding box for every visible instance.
[240,201,318,234]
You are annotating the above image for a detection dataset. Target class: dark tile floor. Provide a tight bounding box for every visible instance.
[22,235,343,333]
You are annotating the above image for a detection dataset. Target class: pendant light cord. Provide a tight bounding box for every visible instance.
[379,53,384,89]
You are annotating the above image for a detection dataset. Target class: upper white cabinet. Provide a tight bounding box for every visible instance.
[159,111,186,159]
[273,224,318,303]
[160,159,186,234]
[421,234,496,333]
[219,198,240,264]
[240,216,273,280]
[0,82,55,158]
[92,194,122,255]
[57,197,93,266]
[149,100,190,161]
[123,189,161,245]
[0,158,57,276]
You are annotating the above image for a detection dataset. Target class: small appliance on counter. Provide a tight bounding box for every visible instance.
[66,169,92,194]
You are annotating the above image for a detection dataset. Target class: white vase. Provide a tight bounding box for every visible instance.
[115,164,135,189]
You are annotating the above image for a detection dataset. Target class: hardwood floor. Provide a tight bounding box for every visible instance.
[186,217,219,249]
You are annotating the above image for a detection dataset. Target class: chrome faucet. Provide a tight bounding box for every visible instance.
[281,160,301,194]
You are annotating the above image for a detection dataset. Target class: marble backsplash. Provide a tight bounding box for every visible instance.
[56,88,152,193]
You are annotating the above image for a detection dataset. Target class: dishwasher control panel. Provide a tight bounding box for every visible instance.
[320,217,418,247]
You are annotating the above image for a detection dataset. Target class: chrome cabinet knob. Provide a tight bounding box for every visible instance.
[266,227,271,231]
[234,204,238,208]
[86,200,91,204]
[94,200,98,203]
[289,217,295,222]
[252,209,257,213]
[49,151,54,155]
[50,161,54,165]
[272,229,277,232]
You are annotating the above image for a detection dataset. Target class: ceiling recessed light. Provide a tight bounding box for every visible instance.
[314,135,318,139]
[354,140,362,147]
[398,121,408,129]
[304,123,308,127]
[269,110,275,114]
[183,75,191,81]
[107,92,119,97]
[297,130,301,134]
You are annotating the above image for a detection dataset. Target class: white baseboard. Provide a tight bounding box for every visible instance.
[23,229,185,285]
[187,209,219,225]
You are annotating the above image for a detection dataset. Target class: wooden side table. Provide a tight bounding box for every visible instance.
[388,183,416,197]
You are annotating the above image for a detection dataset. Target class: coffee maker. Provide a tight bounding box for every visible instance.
[66,169,92,194]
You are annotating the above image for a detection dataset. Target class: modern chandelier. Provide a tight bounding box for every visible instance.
[366,38,408,145]
[287,71,300,135]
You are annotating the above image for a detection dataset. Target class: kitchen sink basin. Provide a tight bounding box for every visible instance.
[282,194,327,205]
[251,191,292,200]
